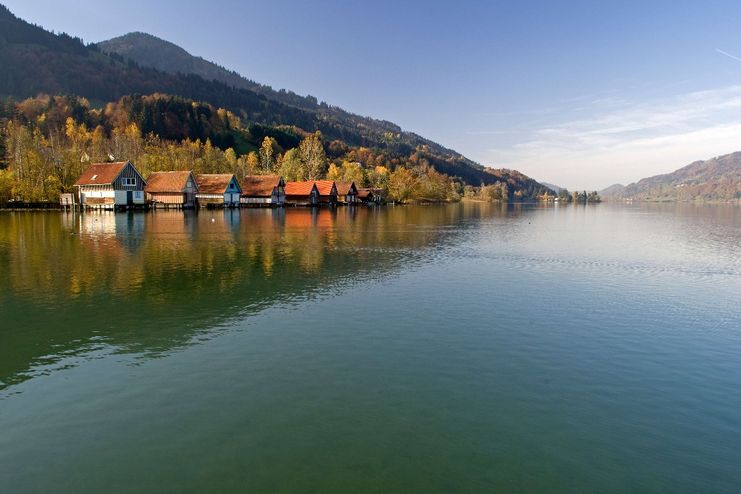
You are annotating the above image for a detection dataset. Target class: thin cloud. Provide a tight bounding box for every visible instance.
[465,130,519,136]
[483,85,741,189]
[716,48,741,63]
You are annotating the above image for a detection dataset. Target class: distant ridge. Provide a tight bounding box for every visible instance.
[97,32,314,109]
[599,183,626,197]
[541,182,564,193]
[600,152,741,202]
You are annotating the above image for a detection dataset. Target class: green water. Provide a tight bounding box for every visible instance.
[1,204,740,493]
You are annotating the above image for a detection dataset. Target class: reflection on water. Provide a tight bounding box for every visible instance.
[1,203,740,494]
[0,206,495,389]
[1,203,739,391]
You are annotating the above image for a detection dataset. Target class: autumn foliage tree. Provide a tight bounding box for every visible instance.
[259,136,279,173]
[299,131,328,180]
[277,148,304,182]
[0,93,550,205]
[387,167,416,203]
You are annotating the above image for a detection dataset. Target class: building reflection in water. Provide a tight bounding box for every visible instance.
[0,206,472,391]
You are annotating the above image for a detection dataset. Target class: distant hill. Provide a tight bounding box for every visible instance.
[541,182,564,193]
[97,32,315,110]
[601,152,741,202]
[599,183,626,197]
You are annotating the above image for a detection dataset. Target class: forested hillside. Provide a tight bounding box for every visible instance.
[0,4,553,204]
[0,94,546,204]
[601,152,741,202]
[97,32,316,110]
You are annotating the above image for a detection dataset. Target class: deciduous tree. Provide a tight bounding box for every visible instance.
[278,148,304,182]
[259,136,279,173]
[299,131,327,180]
[387,167,416,202]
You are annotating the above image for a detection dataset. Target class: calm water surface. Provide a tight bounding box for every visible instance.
[1,204,740,493]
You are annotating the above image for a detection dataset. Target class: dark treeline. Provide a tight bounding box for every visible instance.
[553,188,601,203]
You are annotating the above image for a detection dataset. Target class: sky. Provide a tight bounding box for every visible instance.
[4,0,741,189]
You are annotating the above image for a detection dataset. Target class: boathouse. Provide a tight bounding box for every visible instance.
[334,181,358,204]
[240,175,286,206]
[358,188,384,204]
[195,174,241,207]
[314,180,338,205]
[285,181,320,206]
[74,161,146,209]
[145,171,198,208]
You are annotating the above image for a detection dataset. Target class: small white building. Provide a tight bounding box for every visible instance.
[74,161,147,209]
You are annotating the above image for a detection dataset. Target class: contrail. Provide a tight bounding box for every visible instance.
[716,48,741,63]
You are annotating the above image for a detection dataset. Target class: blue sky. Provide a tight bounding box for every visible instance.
[5,0,741,188]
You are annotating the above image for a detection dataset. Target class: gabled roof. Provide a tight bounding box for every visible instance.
[74,162,129,186]
[241,175,284,197]
[314,180,337,196]
[357,188,383,199]
[145,171,195,193]
[285,181,318,196]
[334,181,358,195]
[195,174,240,194]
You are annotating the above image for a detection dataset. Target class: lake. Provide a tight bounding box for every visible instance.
[1,203,740,493]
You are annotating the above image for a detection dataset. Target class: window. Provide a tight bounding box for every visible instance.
[121,178,136,187]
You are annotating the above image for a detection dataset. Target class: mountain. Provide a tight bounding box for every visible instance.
[599,183,626,197]
[97,32,314,110]
[541,182,564,193]
[601,152,741,202]
[0,4,552,198]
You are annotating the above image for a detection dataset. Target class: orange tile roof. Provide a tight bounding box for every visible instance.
[334,182,357,195]
[74,162,128,186]
[285,181,317,196]
[145,171,194,193]
[241,175,283,197]
[195,174,237,194]
[314,180,337,196]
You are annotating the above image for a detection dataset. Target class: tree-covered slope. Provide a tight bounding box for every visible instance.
[98,32,316,110]
[0,6,317,129]
[601,153,741,202]
[0,4,552,198]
